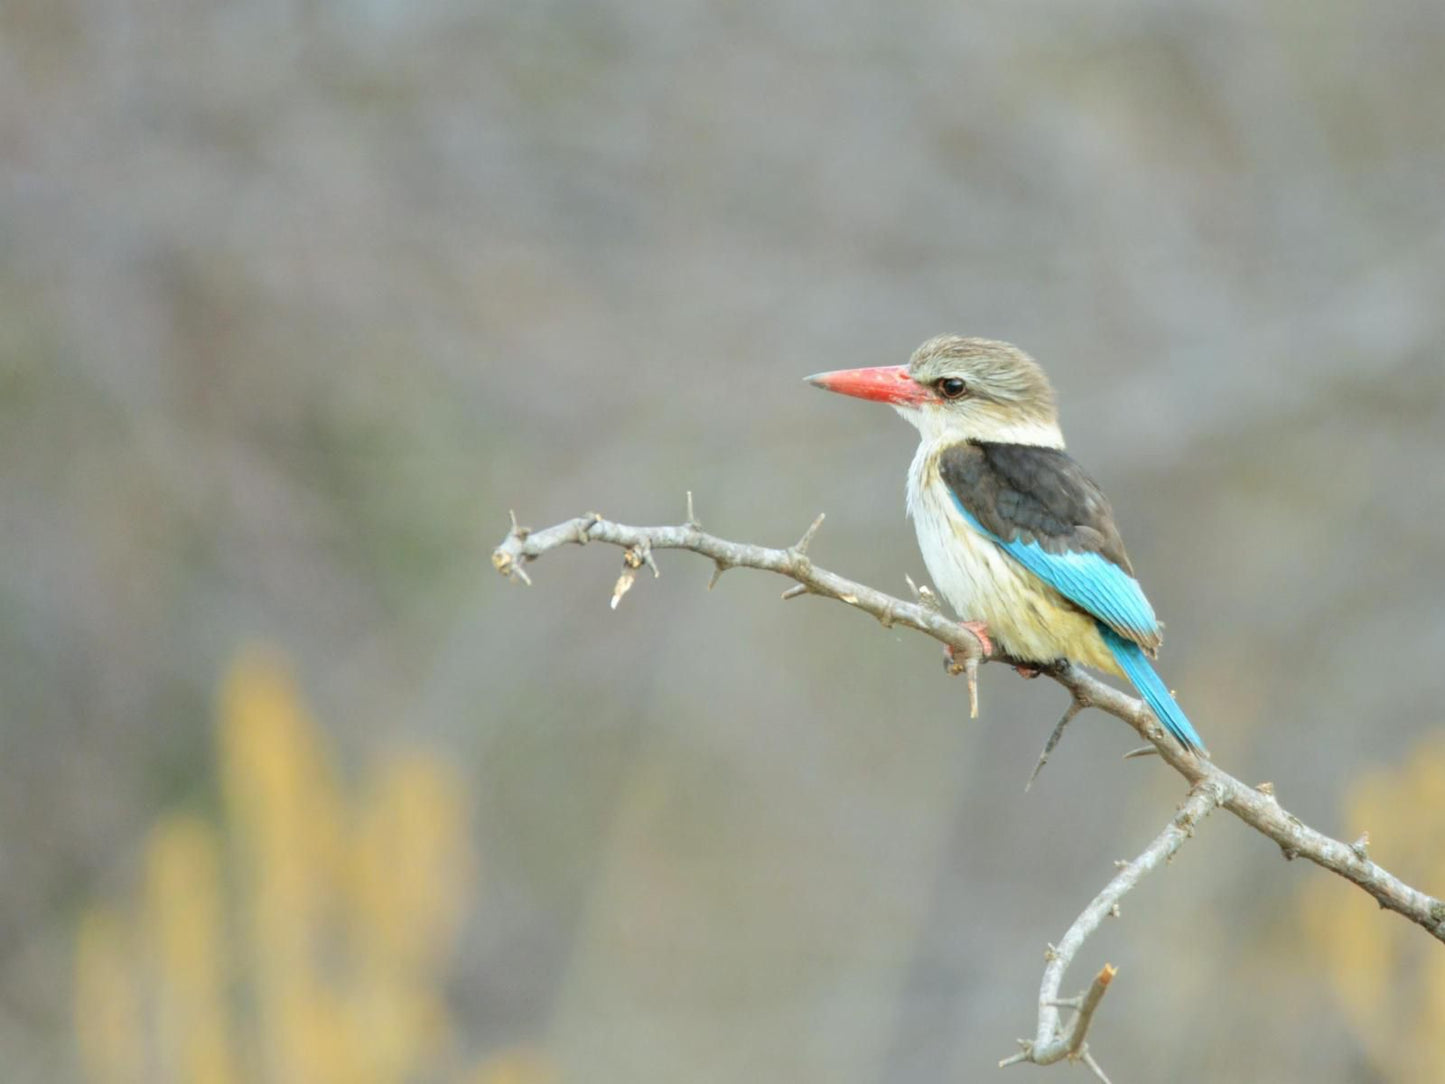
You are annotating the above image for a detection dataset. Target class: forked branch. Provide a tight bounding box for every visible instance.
[1000,780,1223,1077]
[492,503,1445,1070]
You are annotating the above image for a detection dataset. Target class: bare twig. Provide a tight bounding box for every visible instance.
[1000,781,1222,1075]
[492,509,1445,1070]
[492,512,990,672]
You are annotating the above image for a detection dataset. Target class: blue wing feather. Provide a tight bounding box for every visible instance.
[949,498,1160,643]
[949,494,1202,750]
[1099,626,1204,750]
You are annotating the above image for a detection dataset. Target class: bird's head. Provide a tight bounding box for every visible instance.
[807,335,1063,448]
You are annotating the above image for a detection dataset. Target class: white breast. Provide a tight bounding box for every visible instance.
[905,441,1117,672]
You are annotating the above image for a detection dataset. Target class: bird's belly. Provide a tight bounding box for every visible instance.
[911,488,1118,673]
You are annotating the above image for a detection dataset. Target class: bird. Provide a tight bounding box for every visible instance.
[806,335,1203,753]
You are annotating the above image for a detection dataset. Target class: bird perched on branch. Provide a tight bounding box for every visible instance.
[807,335,1203,753]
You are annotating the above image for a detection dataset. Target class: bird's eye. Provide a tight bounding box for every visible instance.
[935,377,968,400]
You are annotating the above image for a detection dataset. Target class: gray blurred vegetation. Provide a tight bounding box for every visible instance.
[4,0,1445,1080]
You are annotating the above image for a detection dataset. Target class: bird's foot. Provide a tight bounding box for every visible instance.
[1026,678,1092,791]
[943,620,992,674]
[942,621,991,720]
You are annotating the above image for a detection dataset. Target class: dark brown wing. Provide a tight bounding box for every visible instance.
[937,441,1161,650]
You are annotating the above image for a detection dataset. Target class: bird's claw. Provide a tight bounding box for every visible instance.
[942,620,992,668]
[942,621,990,720]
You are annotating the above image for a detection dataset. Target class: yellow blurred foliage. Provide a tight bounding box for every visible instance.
[73,646,551,1084]
[1301,731,1445,1082]
[460,1047,556,1084]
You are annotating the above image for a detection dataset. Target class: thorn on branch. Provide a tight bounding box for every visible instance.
[1351,832,1371,861]
[964,654,979,719]
[942,642,981,718]
[905,574,942,614]
[492,549,532,585]
[707,559,730,590]
[780,584,811,601]
[793,512,826,555]
[1080,1049,1114,1084]
[1122,745,1159,760]
[1027,688,1092,791]
[685,490,700,529]
[632,540,661,581]
[998,1041,1033,1069]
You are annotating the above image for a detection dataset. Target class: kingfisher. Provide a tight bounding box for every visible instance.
[806,335,1203,753]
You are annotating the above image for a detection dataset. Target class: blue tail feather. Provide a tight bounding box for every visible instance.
[1098,625,1204,751]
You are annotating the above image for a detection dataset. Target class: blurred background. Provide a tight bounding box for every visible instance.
[4,0,1445,1080]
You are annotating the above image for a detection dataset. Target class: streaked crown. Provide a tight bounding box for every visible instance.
[907,336,1061,446]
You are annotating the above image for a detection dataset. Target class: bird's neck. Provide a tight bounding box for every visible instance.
[895,404,1065,451]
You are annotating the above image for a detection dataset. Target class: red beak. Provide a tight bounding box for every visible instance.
[805,365,929,406]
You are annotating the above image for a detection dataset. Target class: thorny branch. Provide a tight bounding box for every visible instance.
[999,781,1223,1080]
[492,502,1445,1072]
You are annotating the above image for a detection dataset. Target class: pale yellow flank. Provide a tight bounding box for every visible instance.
[906,441,1121,675]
